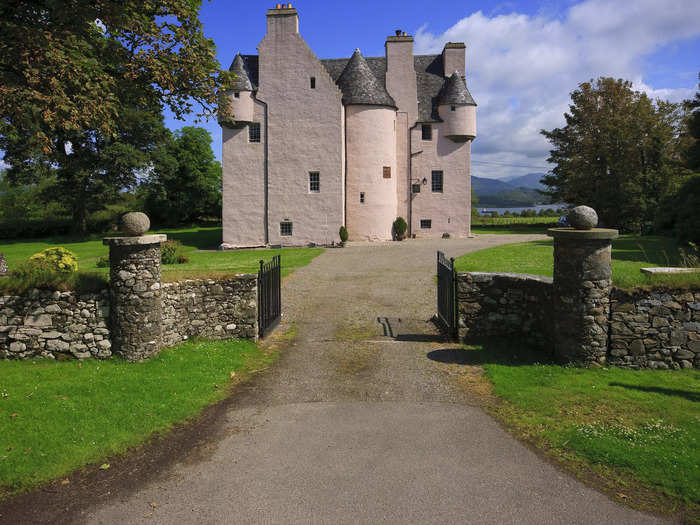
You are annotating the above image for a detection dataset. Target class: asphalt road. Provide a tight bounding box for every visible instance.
[54,237,672,523]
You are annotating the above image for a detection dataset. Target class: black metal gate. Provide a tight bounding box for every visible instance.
[258,254,281,338]
[437,251,457,340]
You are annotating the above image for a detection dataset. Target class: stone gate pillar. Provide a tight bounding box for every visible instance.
[548,206,618,366]
[104,213,166,362]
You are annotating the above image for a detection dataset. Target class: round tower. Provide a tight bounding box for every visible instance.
[438,72,477,142]
[224,53,255,126]
[339,50,398,241]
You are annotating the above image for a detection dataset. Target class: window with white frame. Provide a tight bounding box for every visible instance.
[309,172,320,193]
[431,170,443,193]
[249,123,261,143]
[280,221,293,236]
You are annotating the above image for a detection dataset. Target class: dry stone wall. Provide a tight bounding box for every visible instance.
[162,277,258,347]
[609,289,700,369]
[0,289,111,359]
[457,272,553,349]
[457,270,699,369]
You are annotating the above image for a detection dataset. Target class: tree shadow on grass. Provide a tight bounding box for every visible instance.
[165,228,222,251]
[427,337,555,367]
[609,382,700,403]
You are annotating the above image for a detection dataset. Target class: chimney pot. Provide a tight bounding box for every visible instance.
[276,3,281,8]
[403,32,407,36]
[287,3,292,7]
[395,29,401,36]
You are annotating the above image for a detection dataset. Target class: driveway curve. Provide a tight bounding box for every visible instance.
[81,236,666,523]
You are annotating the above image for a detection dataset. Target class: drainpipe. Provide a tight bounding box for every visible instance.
[408,122,420,237]
[259,99,269,245]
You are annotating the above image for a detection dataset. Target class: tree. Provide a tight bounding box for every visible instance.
[541,77,690,232]
[682,74,700,171]
[142,126,221,225]
[0,1,233,232]
[0,0,233,154]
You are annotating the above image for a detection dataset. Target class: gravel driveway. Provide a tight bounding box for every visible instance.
[81,235,666,524]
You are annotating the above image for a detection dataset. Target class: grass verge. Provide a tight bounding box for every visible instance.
[437,341,699,520]
[0,339,277,499]
[454,235,700,289]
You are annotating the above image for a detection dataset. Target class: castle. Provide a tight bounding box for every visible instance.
[220,4,476,247]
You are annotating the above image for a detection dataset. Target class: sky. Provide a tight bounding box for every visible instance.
[165,0,700,180]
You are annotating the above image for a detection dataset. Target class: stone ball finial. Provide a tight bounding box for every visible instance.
[120,212,150,236]
[567,205,598,230]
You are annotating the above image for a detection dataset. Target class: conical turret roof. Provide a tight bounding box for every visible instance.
[337,49,396,108]
[439,72,476,106]
[230,53,254,91]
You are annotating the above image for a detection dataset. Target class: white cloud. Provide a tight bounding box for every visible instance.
[415,0,700,179]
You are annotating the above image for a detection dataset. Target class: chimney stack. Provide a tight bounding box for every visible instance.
[442,42,466,78]
[266,4,299,36]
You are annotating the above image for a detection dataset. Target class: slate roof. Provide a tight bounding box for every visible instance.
[438,71,476,106]
[335,50,396,108]
[230,50,473,122]
[229,54,258,90]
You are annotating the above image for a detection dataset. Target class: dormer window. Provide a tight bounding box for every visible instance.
[310,77,316,89]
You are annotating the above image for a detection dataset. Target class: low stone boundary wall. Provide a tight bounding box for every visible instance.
[0,290,111,360]
[162,277,258,347]
[609,289,700,369]
[457,272,552,349]
[457,271,700,369]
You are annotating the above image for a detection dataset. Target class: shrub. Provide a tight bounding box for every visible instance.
[339,225,348,243]
[29,247,78,273]
[392,217,407,240]
[161,240,187,265]
[96,255,110,268]
[442,232,450,239]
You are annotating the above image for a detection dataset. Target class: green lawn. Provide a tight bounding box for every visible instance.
[0,339,276,498]
[0,227,323,290]
[449,343,700,514]
[455,235,699,288]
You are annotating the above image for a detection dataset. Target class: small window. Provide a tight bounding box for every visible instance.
[309,172,320,193]
[310,77,316,89]
[420,219,432,229]
[280,221,293,236]
[383,166,391,179]
[411,183,421,194]
[431,170,443,193]
[360,192,365,203]
[451,105,456,111]
[249,123,261,143]
[422,124,432,141]
[234,92,240,98]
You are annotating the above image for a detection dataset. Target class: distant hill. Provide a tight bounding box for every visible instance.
[472,175,550,207]
[503,172,547,190]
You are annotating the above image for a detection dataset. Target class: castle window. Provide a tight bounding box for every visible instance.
[422,124,432,141]
[420,219,432,229]
[249,123,261,143]
[234,92,240,98]
[451,105,455,111]
[431,170,443,193]
[360,192,365,203]
[310,77,316,89]
[309,172,320,193]
[280,221,293,236]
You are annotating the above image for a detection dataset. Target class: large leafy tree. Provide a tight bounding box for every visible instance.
[0,1,233,232]
[142,126,221,226]
[541,77,689,232]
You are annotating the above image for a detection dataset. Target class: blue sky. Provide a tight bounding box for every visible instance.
[166,0,700,179]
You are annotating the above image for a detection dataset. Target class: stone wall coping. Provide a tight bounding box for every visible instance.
[459,271,554,284]
[103,234,167,246]
[547,227,618,240]
[161,275,258,287]
[640,267,700,275]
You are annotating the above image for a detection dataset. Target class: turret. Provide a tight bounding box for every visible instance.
[438,72,476,142]
[222,53,255,127]
[338,50,398,241]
